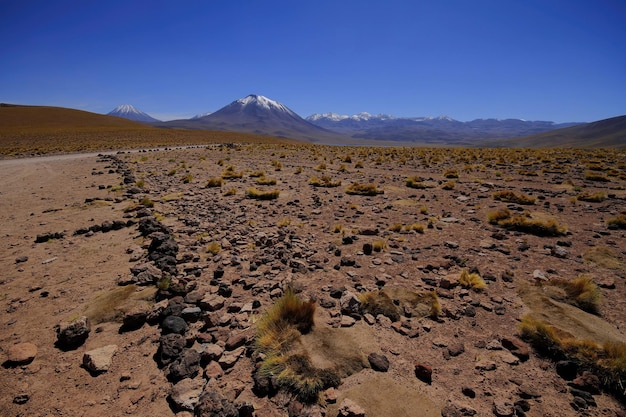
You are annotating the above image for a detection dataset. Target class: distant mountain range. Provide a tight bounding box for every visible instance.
[108,104,160,123]
[305,112,580,145]
[486,114,626,148]
[94,96,624,147]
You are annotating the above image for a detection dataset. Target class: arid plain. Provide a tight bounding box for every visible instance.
[1,141,625,417]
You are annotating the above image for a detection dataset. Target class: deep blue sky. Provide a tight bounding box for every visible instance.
[1,0,625,122]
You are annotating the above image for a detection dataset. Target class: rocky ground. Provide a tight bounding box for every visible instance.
[0,144,625,417]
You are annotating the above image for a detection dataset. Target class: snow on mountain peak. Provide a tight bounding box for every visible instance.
[306,112,395,122]
[234,94,296,116]
[112,104,140,114]
[108,104,160,122]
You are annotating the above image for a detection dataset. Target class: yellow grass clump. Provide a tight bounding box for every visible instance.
[205,177,223,188]
[246,188,280,200]
[607,214,626,229]
[255,288,339,402]
[487,208,567,237]
[458,269,486,291]
[492,190,536,205]
[519,315,626,398]
[309,175,341,187]
[256,176,278,185]
[346,182,384,196]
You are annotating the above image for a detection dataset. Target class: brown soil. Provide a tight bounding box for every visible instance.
[1,145,625,417]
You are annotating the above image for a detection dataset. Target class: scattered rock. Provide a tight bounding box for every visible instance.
[167,348,201,382]
[122,307,148,331]
[340,315,356,327]
[493,399,515,417]
[225,332,249,351]
[556,360,578,380]
[338,398,366,417]
[158,333,186,366]
[161,315,188,335]
[195,390,239,417]
[218,346,245,369]
[169,377,205,412]
[414,363,432,384]
[339,291,361,316]
[82,344,117,374]
[501,336,530,362]
[14,256,28,264]
[447,342,465,357]
[367,352,389,372]
[56,316,91,350]
[13,393,30,404]
[6,342,37,365]
[570,371,601,394]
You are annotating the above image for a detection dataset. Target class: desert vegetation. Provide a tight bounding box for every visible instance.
[492,190,536,205]
[2,136,626,417]
[487,208,567,236]
[255,288,339,402]
[345,182,384,195]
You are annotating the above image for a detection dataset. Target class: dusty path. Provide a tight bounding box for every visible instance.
[0,153,170,417]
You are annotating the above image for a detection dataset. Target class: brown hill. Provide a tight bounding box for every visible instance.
[0,104,298,156]
[488,114,626,148]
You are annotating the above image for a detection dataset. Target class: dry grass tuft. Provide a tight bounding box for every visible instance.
[519,315,626,399]
[584,171,610,182]
[487,208,567,236]
[583,247,624,270]
[346,182,384,196]
[405,176,434,189]
[221,166,243,179]
[359,291,400,321]
[205,177,223,188]
[206,242,221,255]
[546,275,601,314]
[492,190,536,205]
[359,288,441,321]
[443,169,459,179]
[256,176,278,185]
[441,181,456,190]
[246,188,280,200]
[255,288,337,402]
[82,285,154,324]
[458,269,486,291]
[309,176,341,188]
[607,214,626,229]
[576,191,606,202]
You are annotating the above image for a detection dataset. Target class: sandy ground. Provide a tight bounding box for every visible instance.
[1,146,625,417]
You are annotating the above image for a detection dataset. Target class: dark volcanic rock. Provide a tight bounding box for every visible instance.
[367,352,390,372]
[167,348,201,382]
[414,363,432,384]
[158,333,186,367]
[161,315,188,335]
[56,316,90,350]
[195,390,239,417]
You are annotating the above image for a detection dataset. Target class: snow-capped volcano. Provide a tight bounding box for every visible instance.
[160,94,339,142]
[233,94,299,117]
[108,104,160,123]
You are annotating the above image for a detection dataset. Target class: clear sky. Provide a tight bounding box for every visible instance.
[1,0,625,122]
